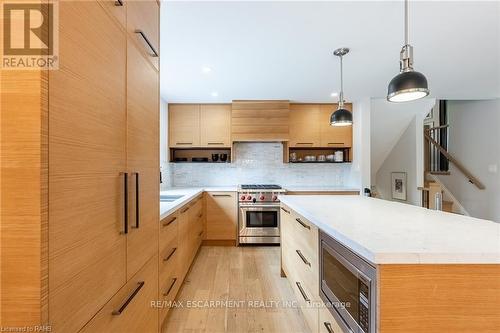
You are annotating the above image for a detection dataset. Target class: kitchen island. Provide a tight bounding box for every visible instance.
[279,195,500,333]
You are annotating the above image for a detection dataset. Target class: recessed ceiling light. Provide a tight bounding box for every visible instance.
[211,91,218,97]
[202,66,212,74]
[330,92,338,97]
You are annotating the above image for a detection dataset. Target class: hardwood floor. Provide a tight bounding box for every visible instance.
[163,246,310,333]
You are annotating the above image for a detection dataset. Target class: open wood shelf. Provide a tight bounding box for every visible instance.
[169,147,232,163]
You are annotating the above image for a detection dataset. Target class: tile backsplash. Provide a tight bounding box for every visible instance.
[161,142,358,189]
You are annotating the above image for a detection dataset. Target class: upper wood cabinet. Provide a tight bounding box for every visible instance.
[48,2,127,332]
[200,104,231,147]
[289,104,321,147]
[319,104,353,147]
[169,104,201,147]
[127,0,159,70]
[231,100,290,141]
[205,192,238,241]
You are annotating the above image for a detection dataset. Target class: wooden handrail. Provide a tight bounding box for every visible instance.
[424,132,485,189]
[417,186,430,192]
[425,124,450,132]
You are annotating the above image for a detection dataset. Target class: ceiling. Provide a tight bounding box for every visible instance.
[160,1,500,103]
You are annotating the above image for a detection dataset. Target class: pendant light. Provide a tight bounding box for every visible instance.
[387,0,429,102]
[330,47,352,127]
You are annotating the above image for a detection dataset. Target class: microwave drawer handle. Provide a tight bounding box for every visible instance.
[296,250,311,267]
[295,282,310,302]
[323,322,335,333]
[112,281,144,315]
[295,218,310,230]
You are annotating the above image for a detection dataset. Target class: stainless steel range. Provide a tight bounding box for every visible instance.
[238,184,285,245]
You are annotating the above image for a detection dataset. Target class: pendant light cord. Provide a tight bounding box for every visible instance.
[339,54,344,107]
[404,0,409,46]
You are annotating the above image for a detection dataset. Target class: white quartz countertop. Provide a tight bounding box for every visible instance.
[160,187,237,219]
[279,195,500,264]
[284,186,360,192]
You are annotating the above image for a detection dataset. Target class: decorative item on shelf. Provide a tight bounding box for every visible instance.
[289,152,297,162]
[334,150,344,162]
[174,157,188,162]
[192,157,209,162]
[219,153,228,162]
[304,155,316,162]
[331,47,353,127]
[326,154,335,162]
[391,172,407,201]
[318,154,326,162]
[387,0,429,102]
[211,154,219,162]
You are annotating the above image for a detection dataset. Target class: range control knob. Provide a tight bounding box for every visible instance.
[259,195,265,200]
[240,195,246,200]
[272,195,278,201]
[246,195,252,200]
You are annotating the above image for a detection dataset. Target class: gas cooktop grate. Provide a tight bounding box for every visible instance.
[240,184,282,190]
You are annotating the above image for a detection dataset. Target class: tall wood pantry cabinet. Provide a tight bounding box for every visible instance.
[0,1,160,332]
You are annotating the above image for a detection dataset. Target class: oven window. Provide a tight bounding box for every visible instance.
[323,247,360,322]
[245,211,278,228]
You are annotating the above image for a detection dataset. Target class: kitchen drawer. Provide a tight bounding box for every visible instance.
[289,276,318,333]
[160,211,178,253]
[80,254,158,333]
[319,305,344,333]
[286,240,319,301]
[159,237,178,279]
[159,255,181,329]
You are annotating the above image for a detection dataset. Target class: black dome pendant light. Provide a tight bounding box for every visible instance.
[387,0,429,102]
[330,47,352,127]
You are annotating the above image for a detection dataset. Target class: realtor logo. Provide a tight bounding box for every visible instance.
[1,1,58,69]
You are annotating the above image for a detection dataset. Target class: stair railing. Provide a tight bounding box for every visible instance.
[424,127,485,190]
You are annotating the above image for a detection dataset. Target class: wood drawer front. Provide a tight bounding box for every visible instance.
[160,212,178,252]
[284,236,319,301]
[281,205,318,263]
[127,0,159,70]
[288,275,318,333]
[80,254,158,333]
[159,237,178,279]
[319,305,344,333]
[159,258,181,329]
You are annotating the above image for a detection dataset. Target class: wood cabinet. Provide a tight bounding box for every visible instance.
[80,254,158,333]
[319,305,344,333]
[289,104,321,147]
[205,192,238,241]
[169,104,201,147]
[200,104,232,147]
[319,104,352,147]
[177,203,192,282]
[48,2,127,332]
[127,0,159,70]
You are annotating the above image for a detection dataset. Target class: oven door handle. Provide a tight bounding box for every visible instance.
[239,204,280,209]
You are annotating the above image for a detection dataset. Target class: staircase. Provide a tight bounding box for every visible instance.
[419,175,470,215]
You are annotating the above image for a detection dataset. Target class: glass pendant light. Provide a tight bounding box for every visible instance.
[387,0,429,102]
[330,47,352,127]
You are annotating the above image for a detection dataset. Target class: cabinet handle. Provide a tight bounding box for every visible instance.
[162,217,177,227]
[114,0,123,6]
[176,142,192,145]
[163,247,177,262]
[134,30,158,57]
[328,142,344,145]
[133,172,139,229]
[198,231,203,237]
[323,322,335,333]
[163,278,177,296]
[207,142,224,145]
[296,142,313,145]
[181,206,190,213]
[280,207,290,214]
[122,172,128,234]
[295,282,310,302]
[112,281,144,315]
[198,213,203,218]
[213,194,231,197]
[296,250,311,267]
[295,218,311,230]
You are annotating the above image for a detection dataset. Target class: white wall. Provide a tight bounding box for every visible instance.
[375,116,421,206]
[436,99,500,222]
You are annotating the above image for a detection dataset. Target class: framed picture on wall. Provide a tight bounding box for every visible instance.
[391,172,407,201]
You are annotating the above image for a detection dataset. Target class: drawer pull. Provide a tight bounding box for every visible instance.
[163,247,177,262]
[207,142,224,145]
[163,278,177,296]
[114,0,123,6]
[134,30,158,57]
[296,250,311,267]
[198,213,203,218]
[296,142,313,145]
[162,217,177,227]
[324,322,335,333]
[213,194,232,197]
[295,218,311,230]
[280,207,290,214]
[328,142,344,145]
[295,282,310,302]
[181,206,190,213]
[198,231,203,237]
[176,142,192,145]
[112,281,144,315]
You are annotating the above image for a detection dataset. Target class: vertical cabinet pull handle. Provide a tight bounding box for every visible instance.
[296,250,311,267]
[324,322,335,333]
[295,218,311,230]
[280,207,290,214]
[163,248,177,262]
[112,281,144,315]
[295,282,310,302]
[123,172,128,234]
[163,278,177,296]
[134,172,139,229]
[134,30,158,57]
[114,0,123,6]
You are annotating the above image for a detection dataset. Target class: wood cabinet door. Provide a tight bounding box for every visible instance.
[320,104,353,147]
[289,104,321,147]
[48,2,127,332]
[126,36,159,280]
[80,254,158,333]
[127,0,159,70]
[200,104,231,147]
[169,104,201,147]
[205,192,237,240]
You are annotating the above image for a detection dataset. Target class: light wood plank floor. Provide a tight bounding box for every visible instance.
[163,246,310,333]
